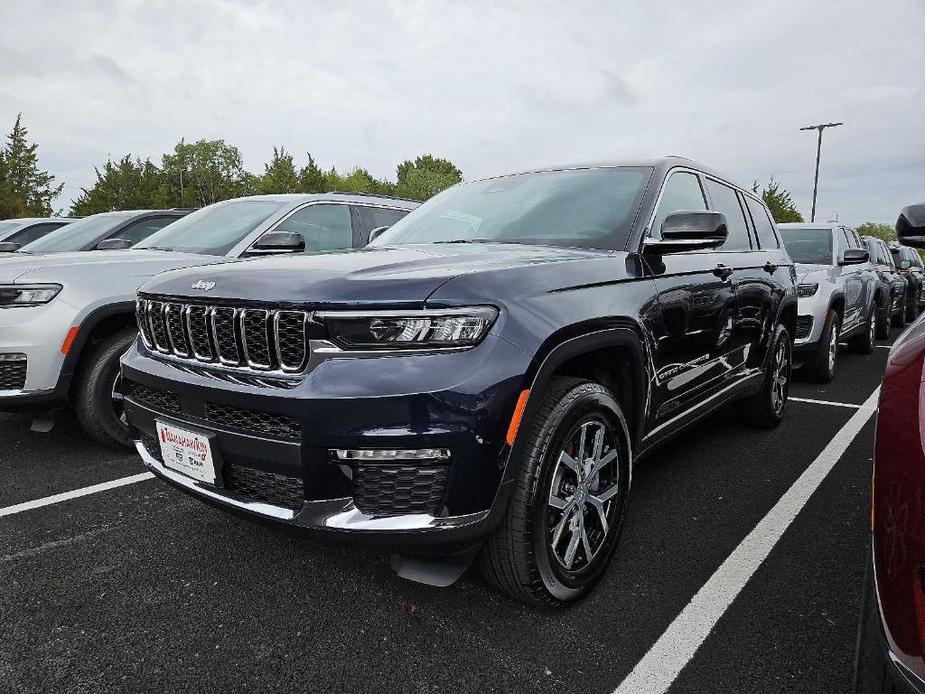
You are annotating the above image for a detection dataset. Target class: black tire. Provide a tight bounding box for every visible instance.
[740,324,791,428]
[479,377,631,607]
[891,301,906,328]
[906,287,921,322]
[848,305,876,354]
[874,303,890,340]
[802,311,839,383]
[72,328,136,449]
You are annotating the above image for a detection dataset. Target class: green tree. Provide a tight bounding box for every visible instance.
[159,138,253,208]
[297,154,327,193]
[856,222,895,245]
[395,155,462,201]
[751,176,803,224]
[0,114,63,219]
[256,146,301,194]
[70,155,166,215]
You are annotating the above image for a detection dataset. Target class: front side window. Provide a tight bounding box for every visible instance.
[651,171,707,239]
[780,227,834,265]
[271,204,353,252]
[113,216,178,245]
[836,229,851,259]
[137,199,287,256]
[23,213,133,253]
[703,179,751,250]
[372,167,652,251]
[7,222,66,246]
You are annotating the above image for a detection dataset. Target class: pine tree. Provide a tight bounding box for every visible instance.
[70,155,166,215]
[0,114,63,218]
[751,176,803,224]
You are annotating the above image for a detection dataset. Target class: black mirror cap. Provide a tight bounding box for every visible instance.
[897,203,925,249]
[840,248,870,265]
[367,226,389,245]
[0,241,21,252]
[645,210,728,254]
[251,231,305,254]
[95,237,134,250]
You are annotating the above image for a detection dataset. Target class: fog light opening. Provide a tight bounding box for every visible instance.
[0,353,26,362]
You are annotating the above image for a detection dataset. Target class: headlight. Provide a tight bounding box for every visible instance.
[319,307,498,351]
[796,283,819,298]
[0,284,62,307]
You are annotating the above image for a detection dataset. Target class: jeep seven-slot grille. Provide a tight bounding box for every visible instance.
[136,298,310,374]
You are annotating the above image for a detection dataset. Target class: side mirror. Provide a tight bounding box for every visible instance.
[367,226,389,245]
[0,241,21,252]
[95,237,134,250]
[899,258,912,270]
[249,231,305,255]
[644,211,728,254]
[839,248,869,265]
[897,203,925,249]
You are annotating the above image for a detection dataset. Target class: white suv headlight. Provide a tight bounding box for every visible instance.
[0,284,62,307]
[318,307,498,351]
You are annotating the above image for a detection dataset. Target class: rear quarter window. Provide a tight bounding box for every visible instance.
[744,196,779,249]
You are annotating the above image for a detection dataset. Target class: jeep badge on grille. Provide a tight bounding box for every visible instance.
[191,280,216,291]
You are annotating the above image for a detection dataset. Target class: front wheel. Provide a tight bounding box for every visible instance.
[803,311,839,383]
[72,328,136,449]
[479,378,631,606]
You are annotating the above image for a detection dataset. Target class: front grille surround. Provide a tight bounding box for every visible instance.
[137,297,312,375]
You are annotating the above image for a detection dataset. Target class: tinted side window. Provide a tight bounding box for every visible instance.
[7,222,66,246]
[115,216,178,244]
[703,179,751,250]
[651,172,706,239]
[274,204,353,252]
[359,206,408,231]
[744,197,778,249]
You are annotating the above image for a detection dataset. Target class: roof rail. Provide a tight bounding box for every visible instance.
[327,191,419,204]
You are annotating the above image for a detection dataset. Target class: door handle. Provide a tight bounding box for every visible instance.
[763,261,778,274]
[713,264,734,280]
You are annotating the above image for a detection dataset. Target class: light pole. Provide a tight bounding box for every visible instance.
[800,122,843,222]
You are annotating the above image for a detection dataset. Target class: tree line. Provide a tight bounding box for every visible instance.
[0,113,900,243]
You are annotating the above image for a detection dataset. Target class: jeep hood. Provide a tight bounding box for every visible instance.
[0,249,224,284]
[141,243,619,306]
[794,263,834,285]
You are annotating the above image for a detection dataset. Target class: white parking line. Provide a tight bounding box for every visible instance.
[876,345,892,350]
[0,472,154,518]
[790,396,876,410]
[613,386,879,694]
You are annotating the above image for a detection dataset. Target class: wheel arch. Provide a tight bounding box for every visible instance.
[57,302,137,397]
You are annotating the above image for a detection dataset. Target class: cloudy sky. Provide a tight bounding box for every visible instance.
[1,0,922,224]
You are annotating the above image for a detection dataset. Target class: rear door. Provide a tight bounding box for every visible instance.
[644,169,739,425]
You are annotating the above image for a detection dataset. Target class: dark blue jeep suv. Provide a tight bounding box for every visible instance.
[122,157,797,605]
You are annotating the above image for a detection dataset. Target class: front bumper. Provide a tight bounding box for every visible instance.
[0,299,80,409]
[122,334,532,550]
[793,293,829,350]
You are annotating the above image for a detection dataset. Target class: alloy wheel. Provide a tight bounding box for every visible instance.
[111,371,127,427]
[770,337,790,415]
[546,419,620,571]
[828,319,839,373]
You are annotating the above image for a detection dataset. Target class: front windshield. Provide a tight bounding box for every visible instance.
[780,227,833,265]
[23,213,132,253]
[371,167,652,250]
[137,199,288,256]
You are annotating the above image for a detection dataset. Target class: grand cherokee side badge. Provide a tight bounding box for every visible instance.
[191,280,216,291]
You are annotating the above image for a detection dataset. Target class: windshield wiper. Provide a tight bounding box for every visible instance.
[431,238,503,244]
[142,246,175,252]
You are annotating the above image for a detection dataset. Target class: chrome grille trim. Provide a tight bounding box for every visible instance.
[241,308,272,370]
[136,297,312,377]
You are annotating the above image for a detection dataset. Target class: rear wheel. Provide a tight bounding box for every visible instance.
[479,378,631,606]
[802,311,839,383]
[72,328,136,449]
[848,305,876,354]
[741,324,791,428]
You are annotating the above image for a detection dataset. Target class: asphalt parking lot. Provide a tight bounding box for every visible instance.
[0,340,892,693]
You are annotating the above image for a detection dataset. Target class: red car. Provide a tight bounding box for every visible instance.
[856,203,925,692]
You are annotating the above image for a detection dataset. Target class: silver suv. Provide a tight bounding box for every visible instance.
[778,222,879,382]
[0,193,417,447]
